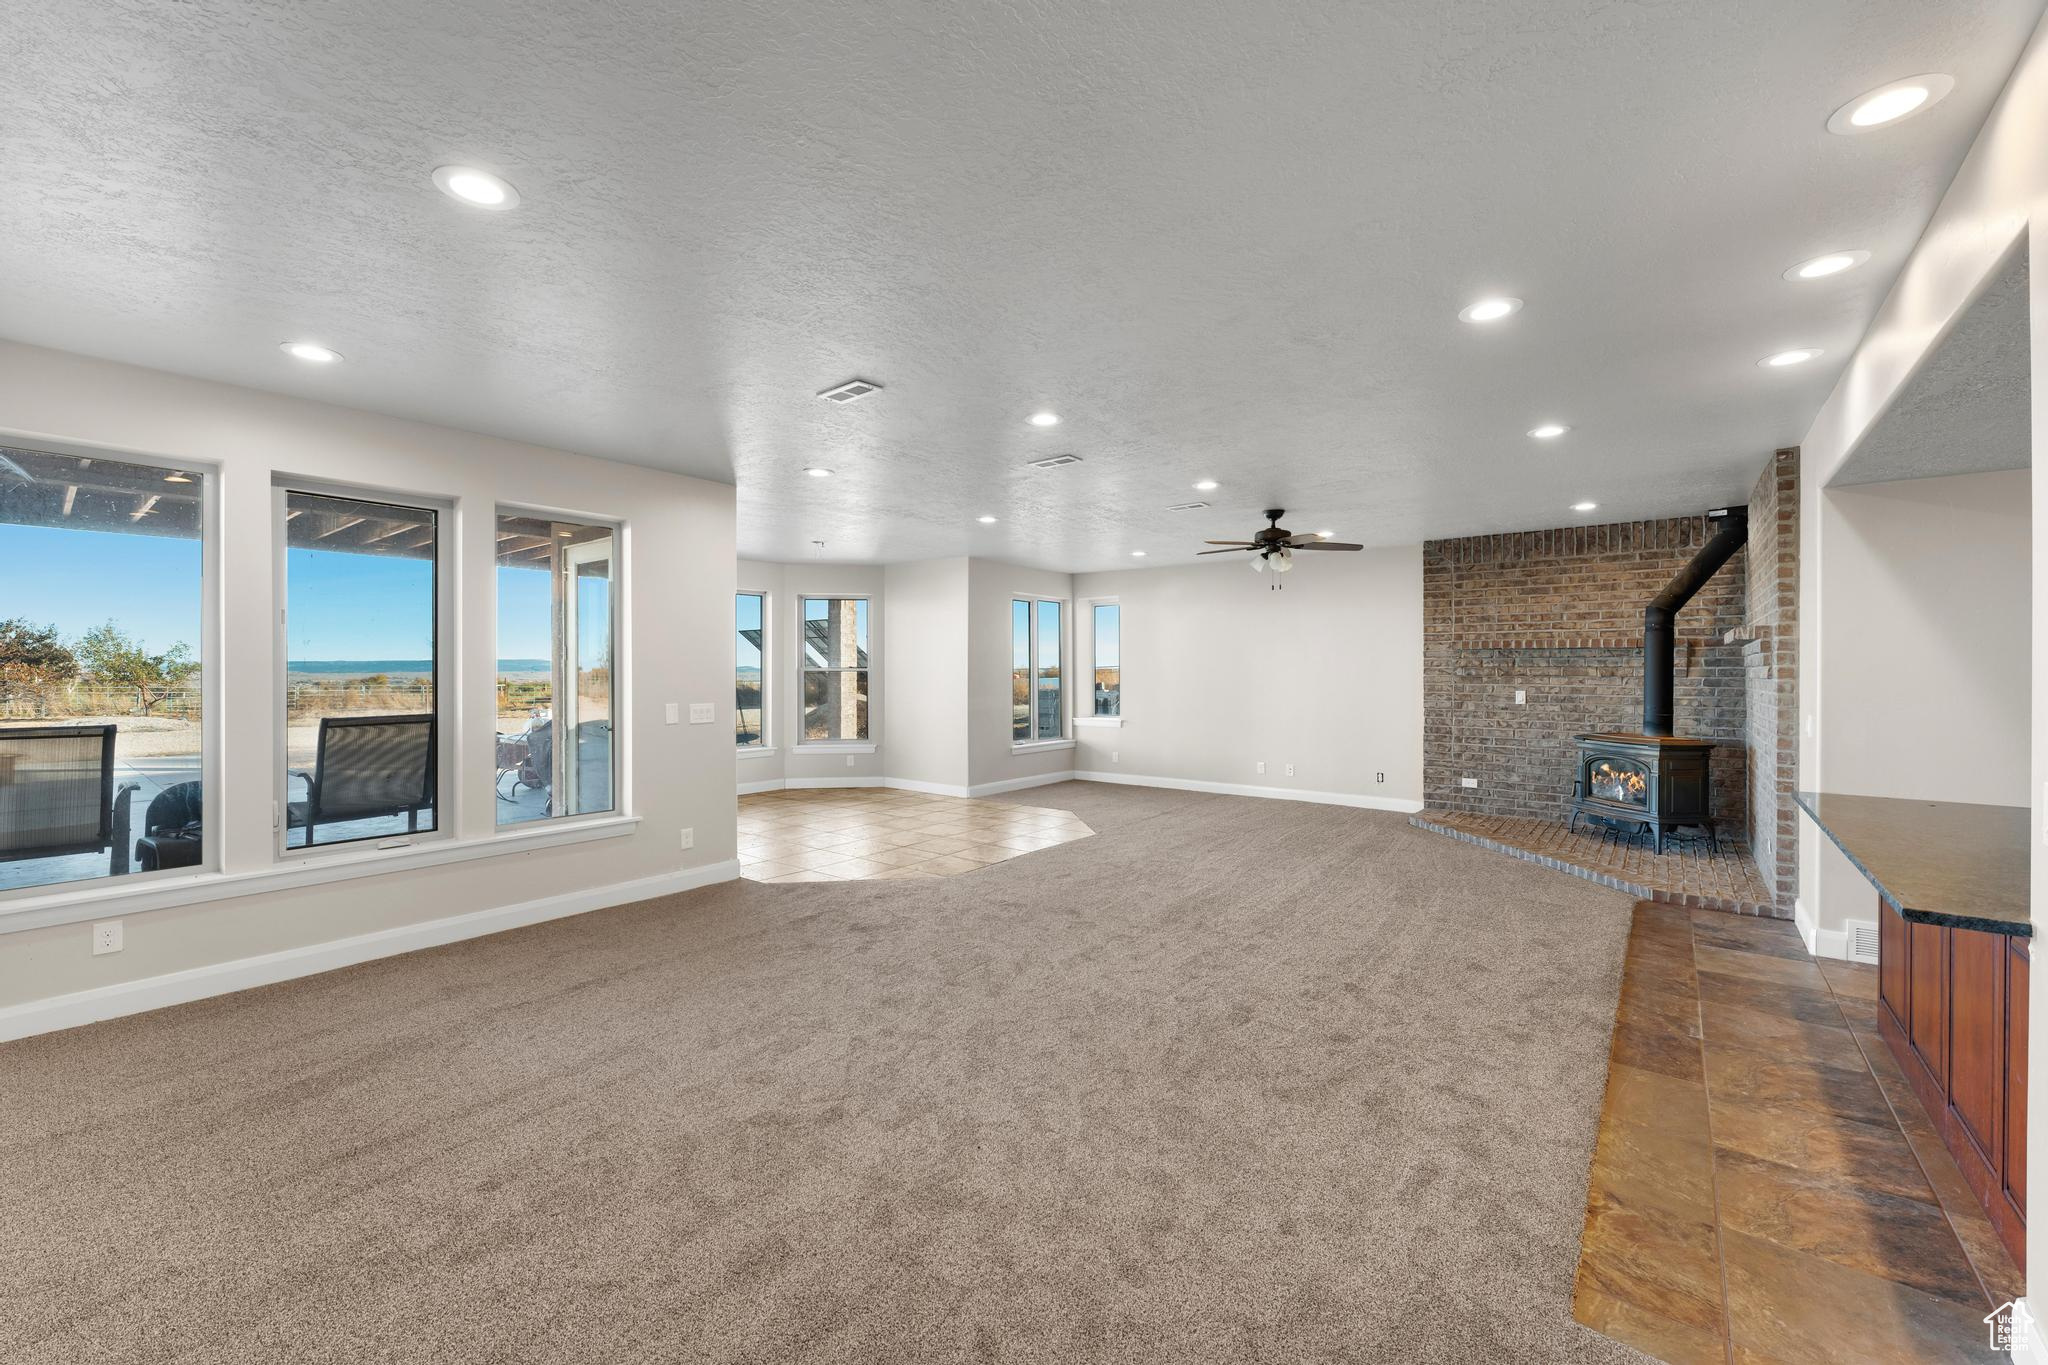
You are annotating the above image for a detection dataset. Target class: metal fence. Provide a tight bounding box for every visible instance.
[0,683,203,721]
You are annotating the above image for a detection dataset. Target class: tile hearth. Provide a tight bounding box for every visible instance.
[737,787,1093,882]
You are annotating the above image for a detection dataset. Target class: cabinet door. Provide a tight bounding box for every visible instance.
[1909,920,1947,1086]
[1948,927,2003,1164]
[1879,896,1909,1028]
[2007,942,2028,1214]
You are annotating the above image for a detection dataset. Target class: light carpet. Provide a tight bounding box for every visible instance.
[1,782,1648,1363]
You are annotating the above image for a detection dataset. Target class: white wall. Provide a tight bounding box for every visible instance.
[882,558,971,791]
[1791,7,2047,1302]
[1068,549,1424,809]
[736,559,886,789]
[0,341,739,1023]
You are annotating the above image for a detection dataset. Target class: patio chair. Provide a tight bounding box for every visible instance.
[0,724,138,875]
[288,714,436,844]
[494,717,552,809]
[133,780,204,871]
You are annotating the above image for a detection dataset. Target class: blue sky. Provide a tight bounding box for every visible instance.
[0,524,203,656]
[737,591,763,671]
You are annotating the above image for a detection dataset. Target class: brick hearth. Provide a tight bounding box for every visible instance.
[1409,809,1780,917]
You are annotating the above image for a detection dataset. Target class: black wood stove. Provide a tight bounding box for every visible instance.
[1565,503,1747,854]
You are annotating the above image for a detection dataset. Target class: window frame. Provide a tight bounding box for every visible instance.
[735,588,772,755]
[493,504,625,827]
[0,432,224,904]
[1077,597,1123,727]
[273,478,456,860]
[1010,595,1070,749]
[795,593,875,751]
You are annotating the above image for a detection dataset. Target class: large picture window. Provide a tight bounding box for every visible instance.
[1012,598,1063,742]
[800,597,868,743]
[1092,603,1120,716]
[281,490,440,849]
[0,444,207,893]
[736,592,766,748]
[494,513,617,827]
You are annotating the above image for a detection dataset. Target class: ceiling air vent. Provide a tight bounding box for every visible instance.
[817,378,883,403]
[1027,454,1083,470]
[1167,500,1211,511]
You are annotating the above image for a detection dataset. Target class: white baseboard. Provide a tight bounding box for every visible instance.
[1075,769,1424,814]
[0,860,740,1043]
[1794,897,1852,961]
[736,778,784,795]
[783,776,881,790]
[969,770,1077,797]
[883,776,972,798]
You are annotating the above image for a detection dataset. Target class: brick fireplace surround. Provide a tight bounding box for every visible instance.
[1420,450,1800,913]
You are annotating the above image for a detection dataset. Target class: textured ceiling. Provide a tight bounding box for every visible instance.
[1833,247,2031,487]
[1,1,2041,571]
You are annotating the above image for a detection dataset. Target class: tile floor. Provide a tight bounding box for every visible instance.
[1410,810,1778,916]
[1573,903,2016,1363]
[737,787,1094,882]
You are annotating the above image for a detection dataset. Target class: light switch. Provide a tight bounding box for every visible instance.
[664,703,680,725]
[1514,690,1526,705]
[689,702,715,724]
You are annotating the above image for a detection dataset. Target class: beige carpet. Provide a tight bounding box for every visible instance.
[2,783,1649,1364]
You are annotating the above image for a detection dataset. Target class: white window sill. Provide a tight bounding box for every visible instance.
[1073,716,1123,728]
[737,745,779,759]
[795,742,878,755]
[0,813,641,937]
[1011,739,1077,754]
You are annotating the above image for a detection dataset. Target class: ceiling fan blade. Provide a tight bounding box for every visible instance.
[1196,546,1256,555]
[1297,541,1364,551]
[1281,534,1325,546]
[1203,540,1257,546]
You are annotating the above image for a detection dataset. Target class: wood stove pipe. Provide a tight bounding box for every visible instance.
[1643,506,1747,737]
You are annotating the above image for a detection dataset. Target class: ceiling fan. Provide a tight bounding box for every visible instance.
[1200,508,1363,573]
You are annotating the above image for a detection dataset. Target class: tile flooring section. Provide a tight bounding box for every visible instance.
[1573,904,2017,1363]
[1411,810,1778,916]
[737,787,1093,882]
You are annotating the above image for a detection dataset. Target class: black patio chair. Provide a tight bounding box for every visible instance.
[0,724,138,875]
[288,714,436,844]
[134,780,204,871]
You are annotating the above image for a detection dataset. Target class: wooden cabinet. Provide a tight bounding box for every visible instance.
[1876,894,2029,1270]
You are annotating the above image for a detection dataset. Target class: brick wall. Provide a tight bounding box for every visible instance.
[1423,517,1749,830]
[1743,450,1800,908]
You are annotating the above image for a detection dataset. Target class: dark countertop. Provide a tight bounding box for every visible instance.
[1796,791,2031,937]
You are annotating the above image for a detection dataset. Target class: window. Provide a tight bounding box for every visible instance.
[1011,598,1063,742]
[799,596,869,743]
[1092,603,1120,716]
[281,489,440,849]
[494,513,618,827]
[0,444,207,893]
[736,592,766,748]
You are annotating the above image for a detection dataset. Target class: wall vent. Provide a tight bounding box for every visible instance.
[1846,920,1879,965]
[1167,500,1211,511]
[1027,454,1083,470]
[817,378,883,403]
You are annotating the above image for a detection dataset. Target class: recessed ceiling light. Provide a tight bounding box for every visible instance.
[1571,501,1598,513]
[1028,411,1060,427]
[1130,550,1146,558]
[804,467,833,478]
[1759,348,1824,368]
[1784,250,1871,281]
[281,341,342,364]
[432,165,520,209]
[1827,74,1954,134]
[1193,479,1219,491]
[1458,296,1522,324]
[977,515,997,524]
[1527,423,1569,440]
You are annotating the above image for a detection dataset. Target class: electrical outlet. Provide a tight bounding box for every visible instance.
[846,755,855,768]
[92,920,122,956]
[1111,751,1118,764]
[1461,777,1479,788]
[679,827,694,851]
[1514,690,1526,705]
[664,702,680,725]
[1284,763,1294,777]
[1256,761,1265,775]
[1376,771,1385,784]
[688,702,714,724]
